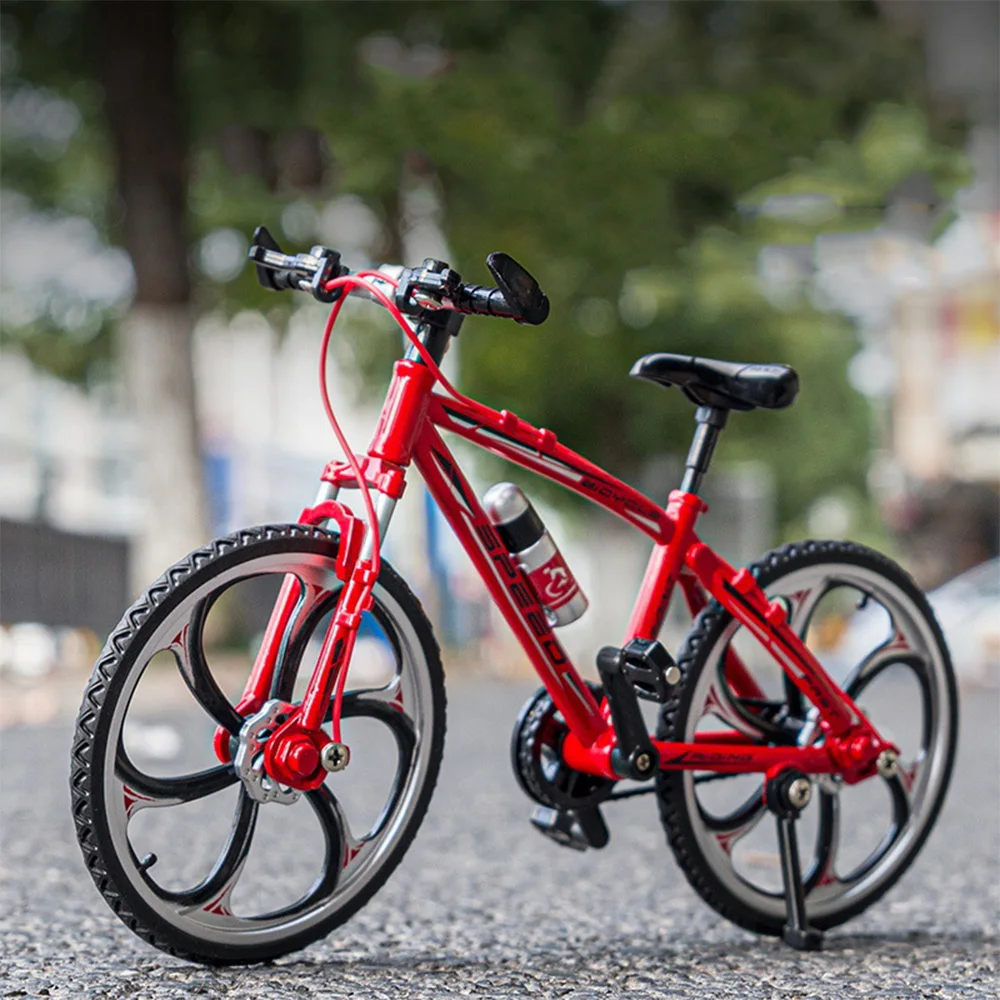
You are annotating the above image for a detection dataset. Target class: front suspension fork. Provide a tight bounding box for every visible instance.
[214,481,395,789]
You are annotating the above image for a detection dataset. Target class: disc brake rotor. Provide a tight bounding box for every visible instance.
[235,699,300,805]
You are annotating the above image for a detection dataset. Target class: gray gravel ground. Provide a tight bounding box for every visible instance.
[1,677,997,999]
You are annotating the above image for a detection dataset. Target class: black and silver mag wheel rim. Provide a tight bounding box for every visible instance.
[100,548,437,950]
[680,558,955,926]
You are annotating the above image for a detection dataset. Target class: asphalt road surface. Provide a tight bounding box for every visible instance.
[1,677,997,999]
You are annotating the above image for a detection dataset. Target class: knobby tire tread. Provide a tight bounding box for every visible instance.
[70,524,446,965]
[655,539,958,937]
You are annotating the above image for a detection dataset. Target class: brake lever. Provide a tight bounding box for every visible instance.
[249,226,346,302]
[394,258,464,318]
[249,226,295,291]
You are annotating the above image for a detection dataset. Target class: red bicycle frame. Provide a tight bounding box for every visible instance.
[222,353,893,790]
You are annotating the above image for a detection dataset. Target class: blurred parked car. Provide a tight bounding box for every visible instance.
[924,557,1000,684]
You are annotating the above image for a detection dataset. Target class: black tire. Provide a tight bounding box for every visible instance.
[657,540,958,936]
[70,524,446,965]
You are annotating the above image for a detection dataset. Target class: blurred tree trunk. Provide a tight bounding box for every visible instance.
[97,0,209,591]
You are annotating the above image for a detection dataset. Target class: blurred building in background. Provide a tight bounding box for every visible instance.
[871,2,1000,586]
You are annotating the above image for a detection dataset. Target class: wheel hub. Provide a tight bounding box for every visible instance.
[234,700,304,804]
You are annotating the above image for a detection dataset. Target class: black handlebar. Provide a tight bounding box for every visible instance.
[269,269,307,293]
[247,225,548,326]
[453,283,519,319]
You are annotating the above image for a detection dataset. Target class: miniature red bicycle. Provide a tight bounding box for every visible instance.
[72,230,957,964]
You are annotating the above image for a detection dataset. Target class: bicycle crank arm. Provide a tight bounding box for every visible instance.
[595,645,660,780]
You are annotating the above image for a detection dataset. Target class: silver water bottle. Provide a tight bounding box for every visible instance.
[482,482,588,627]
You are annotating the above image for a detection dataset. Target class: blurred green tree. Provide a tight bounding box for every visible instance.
[0,0,968,554]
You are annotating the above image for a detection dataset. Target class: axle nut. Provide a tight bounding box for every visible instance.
[787,776,812,811]
[876,749,899,778]
[272,735,320,780]
[287,740,319,777]
[321,742,351,773]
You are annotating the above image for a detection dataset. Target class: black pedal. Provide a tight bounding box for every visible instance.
[620,638,680,703]
[530,805,609,851]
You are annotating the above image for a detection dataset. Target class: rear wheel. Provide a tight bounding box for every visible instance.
[71,524,446,964]
[657,540,958,935]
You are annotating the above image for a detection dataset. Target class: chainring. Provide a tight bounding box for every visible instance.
[510,685,615,810]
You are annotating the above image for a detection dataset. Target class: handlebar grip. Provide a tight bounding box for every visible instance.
[455,284,520,320]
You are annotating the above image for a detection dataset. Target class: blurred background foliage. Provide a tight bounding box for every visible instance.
[0,0,970,537]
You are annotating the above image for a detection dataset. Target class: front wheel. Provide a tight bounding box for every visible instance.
[71,524,446,964]
[657,540,958,936]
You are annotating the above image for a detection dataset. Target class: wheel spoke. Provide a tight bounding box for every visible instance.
[323,788,373,880]
[844,642,928,699]
[340,692,417,839]
[250,785,344,921]
[116,743,237,819]
[302,784,345,901]
[887,752,923,829]
[833,772,916,887]
[152,790,258,913]
[342,688,416,755]
[171,599,243,735]
[704,678,773,740]
[270,575,343,702]
[347,671,405,707]
[697,784,767,857]
[782,579,833,637]
[885,772,911,837]
[777,576,839,718]
[806,787,844,899]
[846,646,934,789]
